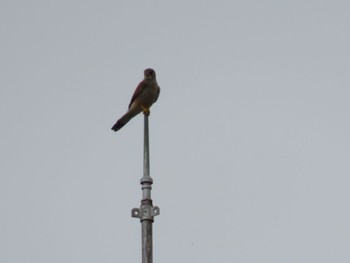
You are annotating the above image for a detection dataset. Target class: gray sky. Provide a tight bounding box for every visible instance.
[1,0,350,262]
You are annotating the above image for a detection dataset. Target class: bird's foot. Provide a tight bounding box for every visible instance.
[141,105,150,116]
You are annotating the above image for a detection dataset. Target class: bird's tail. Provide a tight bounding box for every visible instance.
[111,110,139,132]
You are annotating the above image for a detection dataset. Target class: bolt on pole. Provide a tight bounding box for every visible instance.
[131,114,160,263]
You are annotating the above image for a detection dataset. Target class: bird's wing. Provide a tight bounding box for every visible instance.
[128,80,146,109]
[154,85,160,103]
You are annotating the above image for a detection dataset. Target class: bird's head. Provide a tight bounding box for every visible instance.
[144,68,156,80]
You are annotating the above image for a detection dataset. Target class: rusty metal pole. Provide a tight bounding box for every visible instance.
[131,114,160,263]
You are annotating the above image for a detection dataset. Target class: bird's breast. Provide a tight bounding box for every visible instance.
[139,82,159,107]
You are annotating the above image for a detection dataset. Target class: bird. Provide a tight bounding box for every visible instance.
[111,68,160,132]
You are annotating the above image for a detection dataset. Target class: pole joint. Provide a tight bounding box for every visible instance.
[131,202,160,222]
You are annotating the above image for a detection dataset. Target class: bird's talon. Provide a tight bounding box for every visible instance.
[141,105,150,116]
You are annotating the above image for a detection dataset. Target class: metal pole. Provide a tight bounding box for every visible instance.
[131,114,160,263]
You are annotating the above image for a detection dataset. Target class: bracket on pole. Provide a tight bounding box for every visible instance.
[131,205,160,221]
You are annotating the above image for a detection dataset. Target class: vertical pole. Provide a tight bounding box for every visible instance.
[131,114,160,263]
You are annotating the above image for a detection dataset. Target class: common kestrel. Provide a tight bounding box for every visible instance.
[111,68,160,132]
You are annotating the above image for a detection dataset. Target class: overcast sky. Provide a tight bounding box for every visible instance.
[1,1,350,262]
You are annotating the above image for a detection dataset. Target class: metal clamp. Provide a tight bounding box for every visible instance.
[131,206,160,221]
